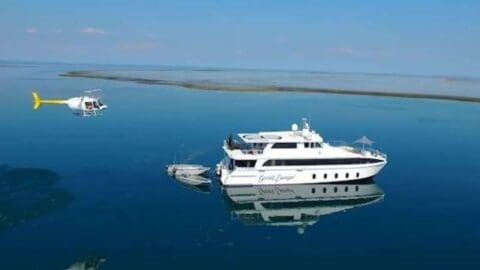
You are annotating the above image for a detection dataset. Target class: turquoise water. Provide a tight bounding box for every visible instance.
[1,62,479,269]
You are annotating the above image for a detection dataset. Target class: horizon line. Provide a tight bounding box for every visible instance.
[1,58,478,80]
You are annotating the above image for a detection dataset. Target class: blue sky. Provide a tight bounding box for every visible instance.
[0,0,479,76]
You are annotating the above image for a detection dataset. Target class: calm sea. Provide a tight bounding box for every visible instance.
[0,62,479,269]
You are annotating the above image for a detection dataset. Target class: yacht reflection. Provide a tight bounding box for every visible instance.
[65,256,107,270]
[222,179,384,234]
[0,165,73,231]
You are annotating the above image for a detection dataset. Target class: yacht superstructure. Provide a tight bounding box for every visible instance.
[216,119,387,186]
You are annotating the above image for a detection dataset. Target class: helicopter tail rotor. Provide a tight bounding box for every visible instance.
[32,92,41,110]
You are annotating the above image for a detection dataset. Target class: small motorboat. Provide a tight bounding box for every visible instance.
[166,164,210,176]
[175,174,212,186]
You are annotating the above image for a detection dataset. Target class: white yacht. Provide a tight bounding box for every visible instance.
[216,119,387,186]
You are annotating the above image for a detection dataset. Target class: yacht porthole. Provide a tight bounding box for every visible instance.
[356,172,360,178]
[312,188,316,194]
[323,187,327,193]
[323,173,327,179]
[334,173,338,179]
[345,186,348,192]
[312,174,316,179]
[334,187,338,193]
[346,173,349,178]
[355,186,359,192]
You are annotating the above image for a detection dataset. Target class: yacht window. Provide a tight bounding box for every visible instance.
[312,188,316,194]
[262,158,383,166]
[315,142,322,148]
[304,143,309,148]
[312,174,316,179]
[334,187,338,193]
[355,186,359,192]
[334,173,338,179]
[356,172,360,178]
[234,160,257,168]
[346,173,349,178]
[263,160,276,166]
[345,186,349,192]
[272,143,297,149]
[323,187,327,193]
[324,173,327,179]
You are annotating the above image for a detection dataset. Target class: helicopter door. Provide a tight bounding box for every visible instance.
[92,101,99,109]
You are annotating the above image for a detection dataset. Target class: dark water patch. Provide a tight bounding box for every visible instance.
[0,166,59,193]
[0,166,73,231]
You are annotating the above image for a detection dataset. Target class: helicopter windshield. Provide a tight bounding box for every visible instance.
[92,101,99,109]
[98,101,104,106]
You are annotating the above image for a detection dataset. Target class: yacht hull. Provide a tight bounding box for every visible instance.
[219,161,386,186]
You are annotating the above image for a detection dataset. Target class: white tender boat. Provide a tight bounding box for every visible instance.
[166,164,210,176]
[216,118,387,186]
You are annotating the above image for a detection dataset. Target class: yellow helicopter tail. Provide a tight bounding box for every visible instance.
[32,92,41,110]
[32,91,66,110]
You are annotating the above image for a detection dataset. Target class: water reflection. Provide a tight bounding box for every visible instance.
[169,174,212,194]
[65,256,107,270]
[222,179,384,234]
[0,165,73,231]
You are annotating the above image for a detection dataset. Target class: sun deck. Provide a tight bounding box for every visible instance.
[238,130,324,144]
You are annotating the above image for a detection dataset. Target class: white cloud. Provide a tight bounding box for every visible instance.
[235,49,245,56]
[119,41,157,51]
[276,36,287,44]
[145,33,156,39]
[25,28,38,34]
[330,47,355,56]
[328,47,391,59]
[80,27,106,36]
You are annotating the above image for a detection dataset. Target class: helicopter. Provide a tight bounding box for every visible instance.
[32,89,108,116]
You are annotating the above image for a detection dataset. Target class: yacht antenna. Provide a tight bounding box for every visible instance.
[302,117,310,131]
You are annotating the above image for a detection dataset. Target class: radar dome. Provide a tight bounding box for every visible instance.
[291,123,298,131]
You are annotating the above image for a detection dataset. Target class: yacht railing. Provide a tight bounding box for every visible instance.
[329,141,387,160]
[329,140,350,147]
[369,148,387,159]
[224,140,265,155]
[240,149,264,155]
[351,146,387,159]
